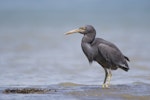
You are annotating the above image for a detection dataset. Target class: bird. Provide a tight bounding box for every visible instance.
[65,25,129,88]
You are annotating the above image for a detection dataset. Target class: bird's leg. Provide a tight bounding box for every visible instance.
[102,68,112,88]
[102,68,109,88]
[103,68,108,84]
[107,68,112,87]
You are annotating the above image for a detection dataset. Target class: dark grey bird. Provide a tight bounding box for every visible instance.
[65,25,129,88]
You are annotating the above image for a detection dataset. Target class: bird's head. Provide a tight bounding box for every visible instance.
[65,25,96,35]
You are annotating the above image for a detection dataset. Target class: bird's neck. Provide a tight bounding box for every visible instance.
[82,33,96,44]
[81,33,96,63]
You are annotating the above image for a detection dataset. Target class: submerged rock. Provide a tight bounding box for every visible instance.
[3,88,56,94]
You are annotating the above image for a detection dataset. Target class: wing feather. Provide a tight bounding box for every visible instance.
[98,43,129,71]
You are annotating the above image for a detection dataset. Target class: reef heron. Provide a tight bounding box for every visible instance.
[65,25,129,88]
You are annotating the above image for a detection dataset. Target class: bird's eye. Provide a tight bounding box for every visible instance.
[80,27,86,30]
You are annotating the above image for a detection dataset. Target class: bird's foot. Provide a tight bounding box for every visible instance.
[102,84,109,88]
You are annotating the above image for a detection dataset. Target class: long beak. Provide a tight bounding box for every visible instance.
[65,28,84,35]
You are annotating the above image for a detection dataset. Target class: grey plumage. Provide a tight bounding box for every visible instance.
[65,25,129,88]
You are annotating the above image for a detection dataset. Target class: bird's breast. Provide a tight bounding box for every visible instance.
[81,43,97,63]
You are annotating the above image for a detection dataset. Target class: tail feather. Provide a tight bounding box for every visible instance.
[117,56,130,71]
[124,56,130,62]
[119,61,129,72]
[120,66,129,71]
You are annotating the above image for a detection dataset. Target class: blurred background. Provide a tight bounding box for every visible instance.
[0,0,150,86]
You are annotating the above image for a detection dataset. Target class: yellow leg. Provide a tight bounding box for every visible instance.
[102,68,112,88]
[107,69,112,86]
[102,68,109,88]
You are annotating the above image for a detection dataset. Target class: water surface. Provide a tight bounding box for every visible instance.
[0,0,150,87]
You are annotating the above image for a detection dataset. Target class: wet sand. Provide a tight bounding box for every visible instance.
[0,82,150,100]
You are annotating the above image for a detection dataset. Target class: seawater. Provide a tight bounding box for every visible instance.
[0,0,150,86]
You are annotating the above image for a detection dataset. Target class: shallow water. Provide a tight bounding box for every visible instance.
[0,82,150,100]
[0,0,150,88]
